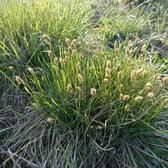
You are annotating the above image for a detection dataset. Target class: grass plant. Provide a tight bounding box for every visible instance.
[0,0,168,167]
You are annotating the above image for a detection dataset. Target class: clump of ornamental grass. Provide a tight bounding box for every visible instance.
[11,41,168,167]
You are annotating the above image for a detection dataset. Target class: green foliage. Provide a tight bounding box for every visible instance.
[0,0,168,167]
[99,6,147,43]
[11,39,166,166]
[23,40,167,131]
[0,0,92,67]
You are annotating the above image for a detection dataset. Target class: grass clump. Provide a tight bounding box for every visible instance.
[0,0,168,167]
[24,40,167,130]
[10,39,167,167]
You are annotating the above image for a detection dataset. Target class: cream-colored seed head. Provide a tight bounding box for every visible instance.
[76,62,81,70]
[91,88,97,96]
[103,78,109,84]
[78,74,84,83]
[53,57,58,64]
[131,70,137,80]
[125,104,131,112]
[118,71,123,80]
[47,118,54,124]
[120,84,124,91]
[162,77,168,82]
[164,98,168,105]
[67,84,73,93]
[32,102,39,109]
[105,68,111,78]
[64,56,69,62]
[79,53,84,60]
[27,67,36,75]
[60,58,66,64]
[120,93,124,100]
[105,67,111,74]
[144,82,152,91]
[137,68,143,76]
[146,82,152,87]
[105,73,110,79]
[65,37,71,46]
[48,50,53,59]
[15,76,25,85]
[147,92,154,98]
[116,64,120,71]
[142,70,147,77]
[120,94,130,101]
[156,76,161,81]
[42,34,51,44]
[126,58,131,66]
[106,59,111,68]
[141,44,147,52]
[8,66,14,71]
[76,86,82,93]
[135,96,143,102]
[123,95,130,101]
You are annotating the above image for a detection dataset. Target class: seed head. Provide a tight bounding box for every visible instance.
[42,34,51,44]
[78,74,84,84]
[65,37,71,46]
[164,98,168,105]
[76,86,82,93]
[72,39,77,46]
[144,82,152,91]
[142,70,147,77]
[147,92,154,99]
[120,93,124,100]
[118,71,123,80]
[119,84,124,92]
[125,104,131,112]
[91,88,97,96]
[123,95,130,101]
[141,44,147,52]
[135,96,143,102]
[15,76,25,85]
[116,64,120,71]
[27,67,36,76]
[96,125,103,130]
[32,102,39,109]
[131,70,137,81]
[156,76,161,81]
[47,117,54,124]
[48,50,53,59]
[137,68,144,76]
[64,56,69,62]
[67,84,73,93]
[126,58,131,66]
[105,67,111,74]
[79,53,84,60]
[120,93,130,101]
[105,68,111,78]
[53,57,58,64]
[106,59,111,68]
[128,40,133,48]
[76,62,81,71]
[105,72,110,79]
[60,58,66,65]
[103,78,109,84]
[162,77,168,83]
[8,66,14,71]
